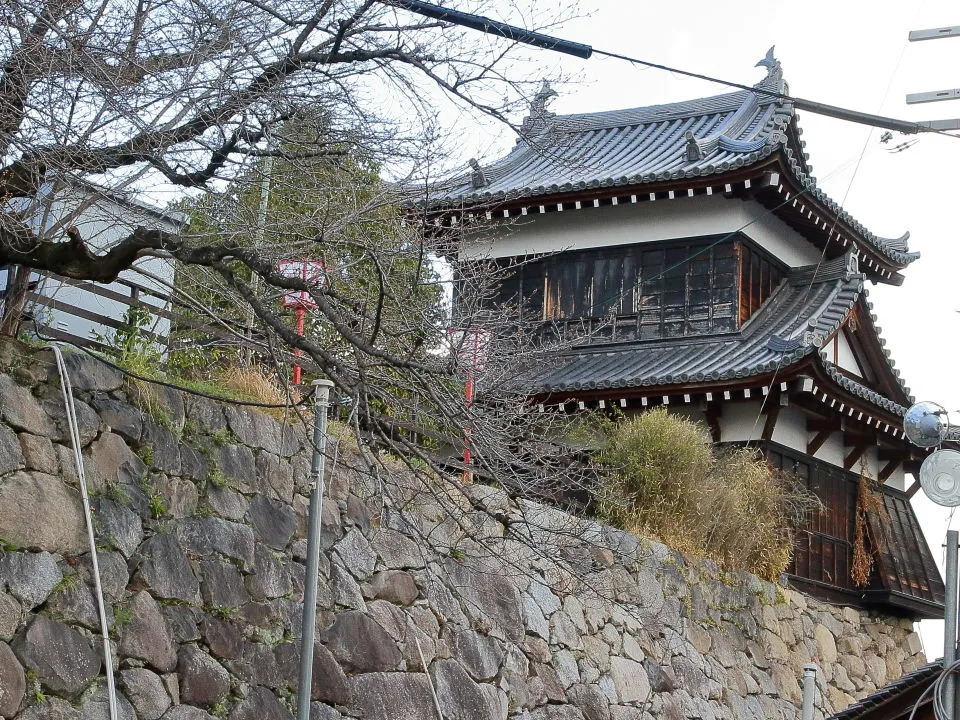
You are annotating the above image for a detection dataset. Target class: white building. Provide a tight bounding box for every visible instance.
[429,54,943,619]
[0,178,187,351]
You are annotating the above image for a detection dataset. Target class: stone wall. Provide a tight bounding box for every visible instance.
[0,343,926,720]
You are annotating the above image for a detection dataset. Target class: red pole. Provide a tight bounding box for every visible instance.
[293,305,305,385]
[464,373,473,470]
[462,331,480,482]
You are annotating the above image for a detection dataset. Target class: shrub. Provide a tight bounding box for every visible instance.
[593,408,818,581]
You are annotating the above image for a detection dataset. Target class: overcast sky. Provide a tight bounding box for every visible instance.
[450,0,960,657]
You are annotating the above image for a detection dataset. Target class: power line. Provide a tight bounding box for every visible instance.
[389,0,960,139]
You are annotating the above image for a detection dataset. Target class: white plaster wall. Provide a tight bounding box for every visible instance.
[717,400,766,443]
[23,186,181,350]
[462,194,822,268]
[832,332,863,378]
[770,406,810,453]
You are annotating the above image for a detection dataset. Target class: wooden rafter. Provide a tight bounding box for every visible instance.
[807,429,833,456]
[879,458,902,483]
[844,445,868,471]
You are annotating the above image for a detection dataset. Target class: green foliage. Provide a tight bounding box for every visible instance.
[137,444,155,467]
[52,573,79,594]
[95,306,163,376]
[169,110,444,382]
[112,603,133,629]
[149,492,167,520]
[103,481,131,507]
[593,408,817,581]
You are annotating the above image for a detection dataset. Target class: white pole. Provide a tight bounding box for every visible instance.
[946,530,959,719]
[297,379,334,720]
[801,663,817,720]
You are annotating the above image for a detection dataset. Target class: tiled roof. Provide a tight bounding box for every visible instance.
[823,363,908,416]
[427,53,917,270]
[827,660,942,720]
[530,255,864,395]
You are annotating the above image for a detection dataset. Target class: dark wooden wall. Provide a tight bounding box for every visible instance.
[476,235,784,342]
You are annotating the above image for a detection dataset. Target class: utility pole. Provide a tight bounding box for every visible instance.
[905,24,960,131]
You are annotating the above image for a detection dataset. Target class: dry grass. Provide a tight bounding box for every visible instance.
[594,408,819,581]
[220,365,292,406]
[851,465,886,587]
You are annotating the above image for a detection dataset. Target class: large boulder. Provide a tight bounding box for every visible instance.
[0,640,25,717]
[320,611,401,672]
[13,616,101,697]
[77,686,138,720]
[118,591,178,672]
[432,659,499,720]
[249,495,296,550]
[0,425,25,476]
[444,556,524,643]
[178,645,230,707]
[120,667,172,720]
[52,353,122,392]
[309,641,351,705]
[176,518,255,567]
[449,629,505,681]
[135,534,200,603]
[0,472,87,554]
[0,551,62,610]
[0,375,56,436]
[91,497,143,559]
[349,673,437,720]
[199,558,250,610]
[228,686,292,720]
[84,433,147,491]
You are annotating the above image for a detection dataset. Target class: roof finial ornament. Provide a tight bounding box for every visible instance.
[754,46,784,92]
[531,80,557,116]
[469,158,487,189]
[756,46,779,75]
[846,248,860,278]
[520,80,558,137]
[684,131,703,162]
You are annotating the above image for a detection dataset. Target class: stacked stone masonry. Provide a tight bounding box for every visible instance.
[0,343,926,720]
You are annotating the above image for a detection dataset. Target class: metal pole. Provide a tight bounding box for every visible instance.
[297,379,334,720]
[801,663,817,720]
[945,530,959,720]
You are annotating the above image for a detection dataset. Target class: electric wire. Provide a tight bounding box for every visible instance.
[390,0,960,141]
[47,344,118,720]
[740,24,914,450]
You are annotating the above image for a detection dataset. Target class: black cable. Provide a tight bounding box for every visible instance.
[30,321,316,409]
[390,0,960,140]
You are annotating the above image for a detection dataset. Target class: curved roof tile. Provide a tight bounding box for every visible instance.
[426,55,916,269]
[530,254,868,397]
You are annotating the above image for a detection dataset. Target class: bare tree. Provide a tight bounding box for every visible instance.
[0,0,595,506]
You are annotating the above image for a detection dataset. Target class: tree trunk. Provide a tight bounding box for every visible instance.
[0,265,31,337]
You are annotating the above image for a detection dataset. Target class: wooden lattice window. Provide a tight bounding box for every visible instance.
[476,236,785,340]
[738,242,784,325]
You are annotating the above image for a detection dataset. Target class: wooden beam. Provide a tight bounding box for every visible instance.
[807,417,842,434]
[844,445,868,471]
[843,431,874,448]
[761,391,781,442]
[878,459,901,483]
[808,429,833,456]
[907,479,923,499]
[878,447,903,462]
[704,402,722,443]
